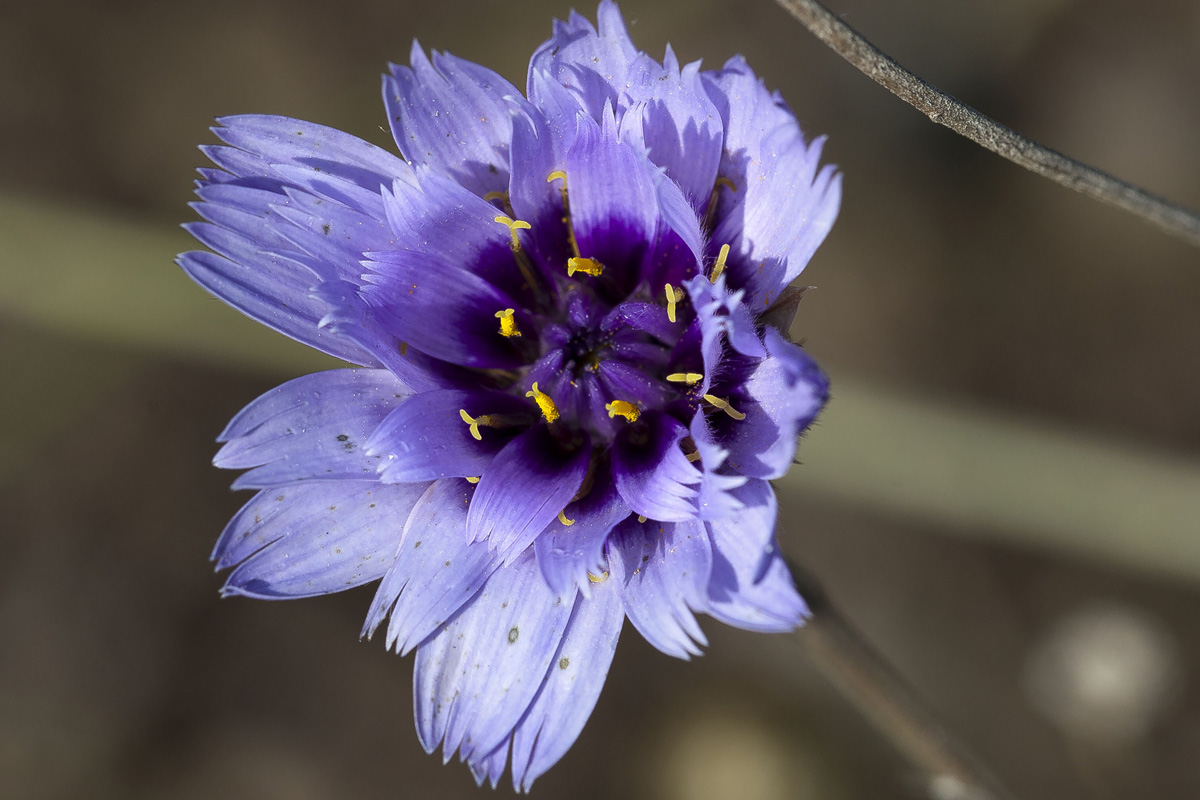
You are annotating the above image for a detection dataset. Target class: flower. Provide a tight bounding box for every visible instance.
[179,1,840,790]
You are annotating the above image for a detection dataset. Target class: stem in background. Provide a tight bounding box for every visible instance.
[790,564,1018,800]
[771,0,1200,249]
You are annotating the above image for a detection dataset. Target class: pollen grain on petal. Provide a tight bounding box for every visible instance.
[525,381,560,423]
[494,308,521,338]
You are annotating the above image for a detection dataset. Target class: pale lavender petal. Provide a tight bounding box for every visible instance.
[215,369,409,489]
[720,327,828,480]
[385,42,531,196]
[413,549,574,763]
[608,516,712,659]
[217,480,428,598]
[510,575,623,791]
[620,46,723,206]
[362,479,501,655]
[527,0,637,120]
[705,479,808,631]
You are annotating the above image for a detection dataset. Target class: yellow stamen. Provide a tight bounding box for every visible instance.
[525,382,560,423]
[587,570,610,583]
[702,394,747,421]
[483,190,508,204]
[567,257,604,277]
[547,170,582,259]
[710,243,730,283]
[666,372,703,385]
[686,451,702,462]
[399,342,408,357]
[557,510,575,526]
[605,399,640,422]
[715,177,737,193]
[493,215,532,252]
[465,476,481,484]
[494,308,521,338]
[664,284,680,324]
[637,515,647,523]
[458,408,497,440]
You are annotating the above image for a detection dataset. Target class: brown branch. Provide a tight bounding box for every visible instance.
[772,0,1200,248]
[790,564,1019,800]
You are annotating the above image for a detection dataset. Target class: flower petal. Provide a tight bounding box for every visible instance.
[533,467,630,597]
[366,389,533,482]
[176,248,372,365]
[385,43,530,197]
[216,480,428,598]
[610,411,699,522]
[413,549,574,763]
[705,479,808,632]
[702,58,841,307]
[527,0,637,121]
[719,327,829,479]
[215,369,409,489]
[620,46,724,207]
[362,479,501,655]
[509,574,624,791]
[467,425,592,564]
[561,110,659,292]
[608,516,712,659]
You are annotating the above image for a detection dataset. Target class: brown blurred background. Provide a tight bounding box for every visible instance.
[3,0,1200,797]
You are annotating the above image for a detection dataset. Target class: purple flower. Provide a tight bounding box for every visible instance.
[180,1,840,790]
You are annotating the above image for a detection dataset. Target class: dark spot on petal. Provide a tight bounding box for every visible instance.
[322,223,331,235]
[507,626,519,644]
[488,163,498,174]
[337,434,349,442]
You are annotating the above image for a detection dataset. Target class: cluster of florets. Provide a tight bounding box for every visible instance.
[179,0,840,790]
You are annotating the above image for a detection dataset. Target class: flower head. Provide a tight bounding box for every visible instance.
[180,1,840,790]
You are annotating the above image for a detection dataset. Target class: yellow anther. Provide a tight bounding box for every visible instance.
[686,451,702,462]
[664,284,680,323]
[494,308,521,338]
[605,399,640,422]
[637,515,647,523]
[587,570,610,583]
[546,170,567,186]
[557,510,575,526]
[465,476,481,484]
[525,382,560,423]
[483,190,508,204]
[493,215,532,252]
[710,243,730,283]
[715,177,737,193]
[666,372,703,385]
[703,394,747,421]
[459,408,497,440]
[567,257,604,277]
[399,342,408,357]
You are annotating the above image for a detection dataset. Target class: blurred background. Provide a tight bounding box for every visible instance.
[3,0,1200,797]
